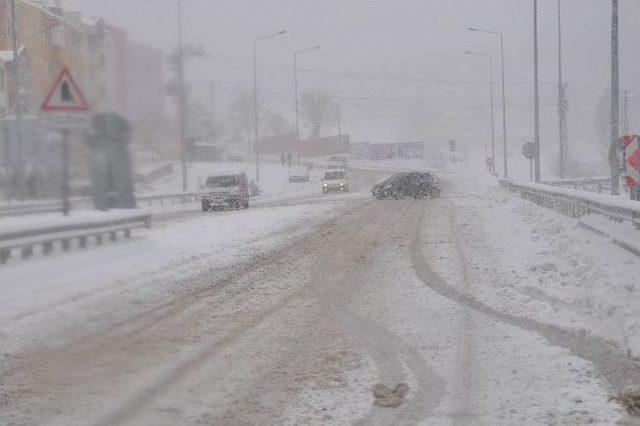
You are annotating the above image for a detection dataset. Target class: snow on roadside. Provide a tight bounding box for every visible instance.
[440,173,640,358]
[0,202,337,351]
[358,243,620,424]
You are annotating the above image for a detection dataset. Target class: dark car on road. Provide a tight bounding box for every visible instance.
[372,171,441,200]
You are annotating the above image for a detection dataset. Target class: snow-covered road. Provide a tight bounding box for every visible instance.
[1,169,638,425]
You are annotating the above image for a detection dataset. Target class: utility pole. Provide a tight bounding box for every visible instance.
[557,0,569,179]
[499,33,508,179]
[10,0,25,199]
[253,30,286,182]
[488,54,496,170]
[253,40,259,181]
[533,0,541,183]
[610,0,620,195]
[209,80,216,142]
[177,0,188,192]
[294,53,299,138]
[623,90,629,134]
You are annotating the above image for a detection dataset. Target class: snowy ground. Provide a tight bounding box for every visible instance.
[437,173,640,359]
[1,166,639,425]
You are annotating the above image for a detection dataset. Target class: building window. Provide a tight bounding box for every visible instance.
[51,24,64,47]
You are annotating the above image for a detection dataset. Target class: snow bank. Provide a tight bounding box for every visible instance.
[447,173,640,357]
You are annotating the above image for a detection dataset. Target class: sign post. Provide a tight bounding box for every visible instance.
[449,139,456,163]
[522,142,537,182]
[61,129,70,215]
[40,67,89,215]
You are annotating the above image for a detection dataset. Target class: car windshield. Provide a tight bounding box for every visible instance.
[2,1,636,424]
[324,171,344,180]
[206,175,238,188]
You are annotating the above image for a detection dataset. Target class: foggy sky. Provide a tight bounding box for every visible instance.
[63,0,640,148]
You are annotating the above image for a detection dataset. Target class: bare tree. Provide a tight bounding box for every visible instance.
[299,90,337,139]
[265,112,293,137]
[228,88,267,150]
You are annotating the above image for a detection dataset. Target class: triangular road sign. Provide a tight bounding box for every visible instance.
[41,66,89,112]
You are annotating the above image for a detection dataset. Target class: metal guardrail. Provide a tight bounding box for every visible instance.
[541,176,612,194]
[0,212,152,264]
[136,192,199,207]
[0,192,199,217]
[501,180,640,229]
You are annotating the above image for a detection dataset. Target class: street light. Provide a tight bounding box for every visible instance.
[533,0,541,182]
[294,45,321,164]
[10,0,25,199]
[468,26,509,178]
[253,30,286,182]
[465,50,496,173]
[610,0,620,195]
[177,0,187,192]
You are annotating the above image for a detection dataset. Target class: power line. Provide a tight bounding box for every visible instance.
[213,53,581,88]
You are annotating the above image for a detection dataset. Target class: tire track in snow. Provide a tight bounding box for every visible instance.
[410,196,640,407]
[309,200,445,425]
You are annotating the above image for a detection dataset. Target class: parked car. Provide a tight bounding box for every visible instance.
[322,169,349,193]
[288,166,310,183]
[372,171,440,199]
[200,172,250,211]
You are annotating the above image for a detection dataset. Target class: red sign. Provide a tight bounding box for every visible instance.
[623,135,640,187]
[41,67,89,112]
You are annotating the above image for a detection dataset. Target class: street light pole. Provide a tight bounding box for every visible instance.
[465,50,496,173]
[177,0,188,192]
[469,27,508,178]
[557,0,568,178]
[253,30,286,182]
[610,0,620,195]
[294,45,321,164]
[533,0,541,182]
[10,0,25,199]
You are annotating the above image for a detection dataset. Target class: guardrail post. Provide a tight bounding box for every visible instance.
[124,229,131,238]
[110,231,117,242]
[79,236,87,248]
[62,239,70,251]
[95,234,103,245]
